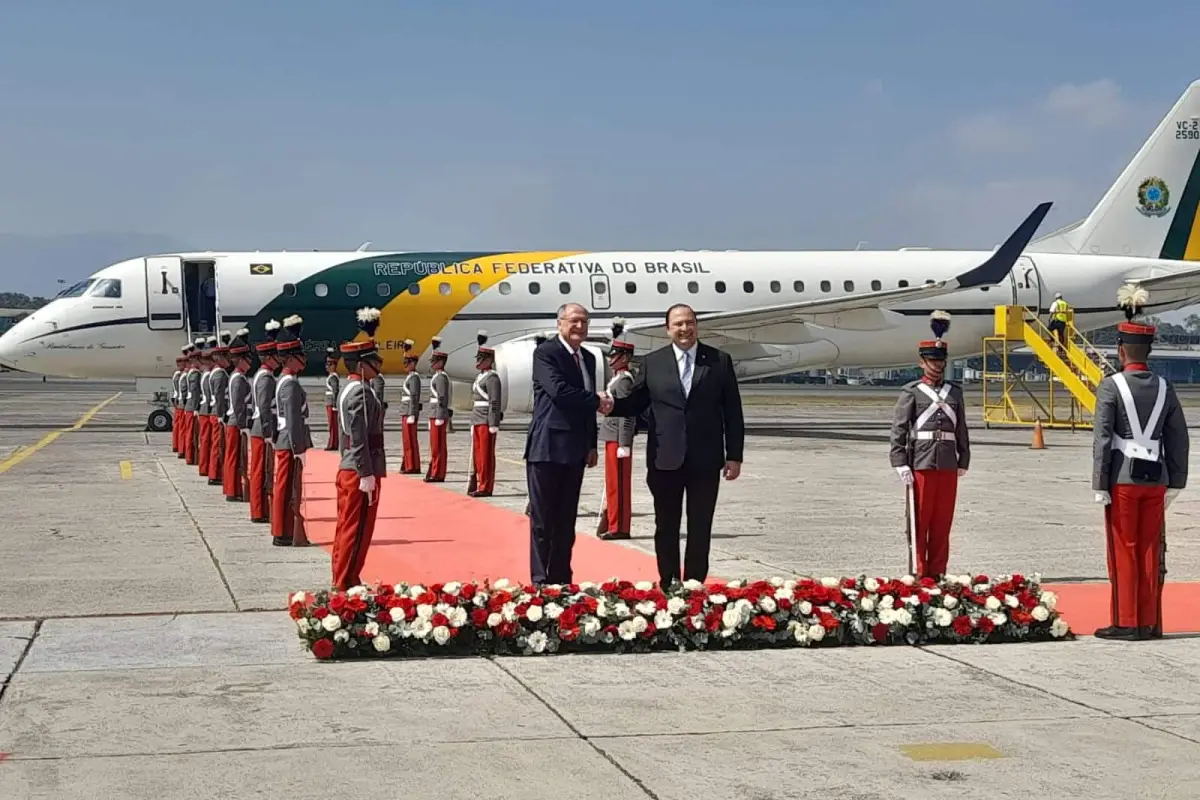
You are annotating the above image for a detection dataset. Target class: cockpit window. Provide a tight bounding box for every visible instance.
[88,278,122,298]
[57,279,96,298]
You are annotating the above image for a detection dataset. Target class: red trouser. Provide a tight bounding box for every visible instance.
[271,449,298,540]
[911,468,958,577]
[332,469,382,590]
[184,412,198,465]
[249,435,269,520]
[172,408,182,452]
[325,406,339,450]
[402,417,421,473]
[426,420,447,481]
[223,425,242,498]
[208,416,223,482]
[604,441,633,534]
[471,424,496,493]
[198,416,211,475]
[1104,484,1166,629]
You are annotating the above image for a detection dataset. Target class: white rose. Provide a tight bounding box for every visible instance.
[1040,591,1058,611]
[878,608,896,626]
[956,575,972,587]
[443,581,462,596]
[933,608,953,627]
[631,616,648,634]
[545,603,564,620]
[416,604,434,620]
[721,608,744,630]
[900,575,915,586]
[364,622,379,637]
[943,595,958,610]
[527,631,548,653]
[792,623,808,643]
[408,584,427,598]
[321,614,342,632]
[290,591,307,605]
[667,597,687,615]
[347,586,369,598]
[487,612,502,628]
[987,612,1007,626]
[759,596,778,614]
[860,598,875,613]
[985,596,1001,611]
[774,587,792,601]
[654,610,674,629]
[636,600,657,616]
[618,621,636,640]
[1050,618,1070,638]
[472,593,487,607]
[526,605,544,623]
[296,618,310,633]
[582,618,601,637]
[596,599,610,618]
[334,629,349,643]
[727,579,744,589]
[614,602,631,618]
[1004,594,1019,608]
[709,593,728,606]
[807,623,826,642]
[634,581,654,591]
[372,634,390,652]
[880,596,895,609]
[411,620,433,639]
[770,576,784,588]
[894,608,913,627]
[798,601,813,615]
[501,602,517,622]
[1031,605,1050,622]
[579,581,596,592]
[690,614,705,630]
[493,579,512,590]
[820,577,839,588]
[863,578,880,593]
[683,579,703,591]
[432,626,451,646]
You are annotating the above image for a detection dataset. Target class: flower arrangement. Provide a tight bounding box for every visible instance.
[289,573,1072,660]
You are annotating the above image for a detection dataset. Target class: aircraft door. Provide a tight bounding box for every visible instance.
[1009,255,1045,315]
[589,273,611,310]
[145,256,184,330]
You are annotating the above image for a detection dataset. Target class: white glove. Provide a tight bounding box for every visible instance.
[1094,491,1111,505]
[359,475,376,493]
[895,466,914,486]
[1166,488,1181,509]
[406,416,415,424]
[616,447,630,459]
[489,427,498,434]
[434,419,445,427]
[298,452,306,466]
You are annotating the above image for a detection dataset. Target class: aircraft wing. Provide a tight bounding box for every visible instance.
[1123,263,1200,294]
[622,202,1052,342]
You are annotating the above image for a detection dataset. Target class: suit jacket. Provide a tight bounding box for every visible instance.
[524,337,599,464]
[610,341,744,472]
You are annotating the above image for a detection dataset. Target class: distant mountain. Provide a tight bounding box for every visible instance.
[0,233,193,296]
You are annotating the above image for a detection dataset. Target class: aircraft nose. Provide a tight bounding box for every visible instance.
[0,326,21,370]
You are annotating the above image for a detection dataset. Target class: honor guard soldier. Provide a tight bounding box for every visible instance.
[248,320,281,523]
[468,331,502,497]
[171,355,185,454]
[888,311,969,580]
[371,366,388,419]
[425,337,451,483]
[184,340,204,466]
[324,348,341,451]
[399,340,423,474]
[224,328,253,502]
[1092,285,1189,640]
[207,331,232,486]
[597,318,637,540]
[177,346,194,459]
[271,315,311,546]
[197,336,217,478]
[331,307,387,590]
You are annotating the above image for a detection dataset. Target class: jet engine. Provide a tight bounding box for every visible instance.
[491,336,610,414]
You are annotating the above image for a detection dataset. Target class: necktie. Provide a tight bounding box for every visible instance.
[572,350,581,371]
[681,350,692,397]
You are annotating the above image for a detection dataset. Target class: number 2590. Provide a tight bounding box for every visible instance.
[1179,129,1200,139]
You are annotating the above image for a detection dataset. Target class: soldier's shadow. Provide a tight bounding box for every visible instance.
[369,538,455,547]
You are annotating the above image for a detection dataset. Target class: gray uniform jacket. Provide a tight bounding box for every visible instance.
[250,368,277,440]
[371,375,387,411]
[185,369,201,413]
[469,370,503,428]
[1092,368,1189,490]
[889,379,970,472]
[273,374,310,455]
[599,370,636,447]
[429,371,452,421]
[199,370,212,416]
[209,367,229,423]
[171,370,182,407]
[399,372,422,419]
[324,374,339,409]
[228,370,252,429]
[338,378,386,477]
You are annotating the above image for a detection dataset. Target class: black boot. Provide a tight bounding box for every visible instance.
[1094,625,1138,640]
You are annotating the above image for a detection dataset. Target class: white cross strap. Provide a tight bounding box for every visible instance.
[1111,373,1167,462]
[914,383,956,430]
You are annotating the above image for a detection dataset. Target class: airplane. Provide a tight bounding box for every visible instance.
[3,79,1200,434]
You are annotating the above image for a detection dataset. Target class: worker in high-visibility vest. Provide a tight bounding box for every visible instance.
[1048,293,1070,351]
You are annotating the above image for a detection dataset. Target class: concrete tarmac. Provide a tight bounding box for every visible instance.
[2,377,1200,798]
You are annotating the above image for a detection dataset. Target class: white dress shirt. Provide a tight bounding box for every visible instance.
[672,342,697,397]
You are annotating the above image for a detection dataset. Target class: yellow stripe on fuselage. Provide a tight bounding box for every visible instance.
[368,251,584,372]
[1185,203,1200,260]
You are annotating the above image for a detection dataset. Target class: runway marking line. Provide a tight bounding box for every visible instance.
[119,460,133,479]
[899,742,1005,761]
[0,392,122,476]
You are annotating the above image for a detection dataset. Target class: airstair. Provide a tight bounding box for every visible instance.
[981,306,1115,430]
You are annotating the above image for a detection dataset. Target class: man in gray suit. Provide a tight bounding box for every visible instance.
[1092,290,1189,640]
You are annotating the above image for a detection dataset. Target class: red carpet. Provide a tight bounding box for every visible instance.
[299,450,1200,634]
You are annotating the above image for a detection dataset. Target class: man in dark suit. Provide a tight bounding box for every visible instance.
[606,303,744,587]
[524,303,612,585]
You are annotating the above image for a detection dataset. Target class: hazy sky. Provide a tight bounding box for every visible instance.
[2,1,1199,312]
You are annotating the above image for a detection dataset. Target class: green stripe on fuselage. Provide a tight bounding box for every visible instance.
[1159,150,1200,261]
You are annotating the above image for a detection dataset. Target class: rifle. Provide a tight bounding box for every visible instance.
[291,453,309,546]
[904,480,918,577]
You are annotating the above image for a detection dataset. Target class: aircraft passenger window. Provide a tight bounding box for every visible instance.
[624,282,637,293]
[743,281,754,293]
[88,278,122,298]
[843,280,854,292]
[408,283,420,295]
[925,279,935,285]
[687,281,699,293]
[793,280,804,292]
[499,282,512,295]
[346,283,361,297]
[559,281,571,294]
[657,282,668,294]
[314,283,329,297]
[820,280,831,292]
[770,280,781,293]
[283,283,297,297]
[898,280,908,288]
[376,283,391,297]
[529,282,541,294]
[715,281,726,293]
[871,280,881,291]
[439,282,452,296]
[469,282,482,295]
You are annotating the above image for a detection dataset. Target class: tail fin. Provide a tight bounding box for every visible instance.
[1030,79,1200,260]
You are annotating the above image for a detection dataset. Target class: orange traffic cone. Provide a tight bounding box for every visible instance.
[1031,419,1045,450]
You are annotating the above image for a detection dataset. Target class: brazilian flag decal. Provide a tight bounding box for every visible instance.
[249,263,274,275]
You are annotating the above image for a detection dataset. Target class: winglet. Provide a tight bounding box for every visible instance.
[356,241,372,252]
[954,201,1053,289]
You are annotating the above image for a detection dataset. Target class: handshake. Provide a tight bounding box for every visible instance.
[596,391,614,415]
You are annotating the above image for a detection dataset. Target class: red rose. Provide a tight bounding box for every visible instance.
[340,612,355,624]
[471,608,489,627]
[289,603,304,620]
[977,617,996,634]
[311,638,334,659]
[952,616,973,636]
[431,613,449,628]
[313,607,329,619]
[559,608,579,629]
[461,583,477,598]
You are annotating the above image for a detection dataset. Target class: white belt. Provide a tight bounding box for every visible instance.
[915,430,955,441]
[473,400,489,406]
[1112,435,1160,462]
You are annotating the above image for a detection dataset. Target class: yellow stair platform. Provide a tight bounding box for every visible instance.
[981,306,1115,430]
